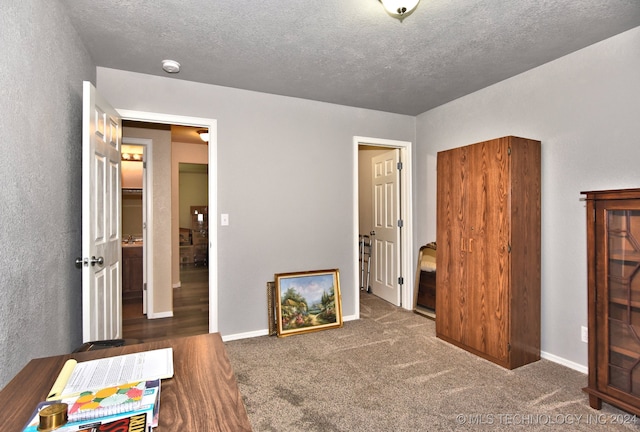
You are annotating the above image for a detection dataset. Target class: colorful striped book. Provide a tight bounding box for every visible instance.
[22,380,160,431]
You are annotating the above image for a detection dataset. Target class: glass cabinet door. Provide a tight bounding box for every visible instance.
[606,208,640,395]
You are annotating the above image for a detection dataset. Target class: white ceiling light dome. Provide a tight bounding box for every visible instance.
[379,0,420,17]
[161,59,181,73]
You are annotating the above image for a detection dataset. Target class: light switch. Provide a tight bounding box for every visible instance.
[221,213,229,226]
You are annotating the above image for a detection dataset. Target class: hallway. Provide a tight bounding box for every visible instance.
[122,266,209,342]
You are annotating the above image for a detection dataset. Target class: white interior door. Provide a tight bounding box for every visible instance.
[81,81,123,342]
[371,149,401,306]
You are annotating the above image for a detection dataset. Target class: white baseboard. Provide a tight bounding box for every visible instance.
[541,350,587,374]
[148,311,173,319]
[221,314,359,342]
[222,329,270,342]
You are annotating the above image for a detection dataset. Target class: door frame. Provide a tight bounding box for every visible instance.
[122,137,151,314]
[353,136,414,317]
[118,109,219,333]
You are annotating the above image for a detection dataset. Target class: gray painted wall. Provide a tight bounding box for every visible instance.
[97,68,416,337]
[416,26,640,369]
[0,0,96,387]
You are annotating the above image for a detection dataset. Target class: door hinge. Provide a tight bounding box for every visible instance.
[143,161,147,169]
[508,243,512,253]
[507,343,511,352]
[507,147,511,156]
[143,283,147,291]
[397,161,403,170]
[398,219,404,228]
[398,276,404,285]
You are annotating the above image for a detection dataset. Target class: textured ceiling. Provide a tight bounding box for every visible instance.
[59,0,640,115]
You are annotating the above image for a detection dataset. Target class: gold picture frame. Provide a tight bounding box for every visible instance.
[275,269,343,337]
[267,281,277,336]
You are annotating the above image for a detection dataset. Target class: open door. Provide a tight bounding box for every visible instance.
[370,148,402,306]
[79,81,123,342]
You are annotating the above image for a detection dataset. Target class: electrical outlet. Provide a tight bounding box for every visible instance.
[581,326,589,343]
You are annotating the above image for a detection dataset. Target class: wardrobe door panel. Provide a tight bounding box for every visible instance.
[436,146,468,343]
[465,139,510,362]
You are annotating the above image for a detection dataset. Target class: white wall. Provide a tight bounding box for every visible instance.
[0,0,96,388]
[97,68,415,336]
[122,127,173,316]
[415,26,640,369]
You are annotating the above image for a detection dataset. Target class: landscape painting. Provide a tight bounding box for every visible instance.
[275,269,343,337]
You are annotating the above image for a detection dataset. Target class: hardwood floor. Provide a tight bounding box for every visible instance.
[122,265,209,342]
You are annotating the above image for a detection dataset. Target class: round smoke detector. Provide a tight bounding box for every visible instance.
[161,59,181,73]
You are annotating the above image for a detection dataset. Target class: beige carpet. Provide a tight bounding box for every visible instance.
[224,292,638,431]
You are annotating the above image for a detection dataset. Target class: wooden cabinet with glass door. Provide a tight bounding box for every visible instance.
[583,188,640,415]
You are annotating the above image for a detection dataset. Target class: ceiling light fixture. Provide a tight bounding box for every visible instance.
[198,130,209,142]
[121,153,143,162]
[161,59,181,73]
[379,0,420,19]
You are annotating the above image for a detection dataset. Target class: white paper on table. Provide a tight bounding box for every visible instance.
[50,348,173,399]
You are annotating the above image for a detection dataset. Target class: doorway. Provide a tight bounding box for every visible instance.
[354,136,414,316]
[117,110,218,335]
[121,142,148,314]
[121,125,211,342]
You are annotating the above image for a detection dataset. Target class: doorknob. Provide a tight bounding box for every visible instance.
[75,256,104,268]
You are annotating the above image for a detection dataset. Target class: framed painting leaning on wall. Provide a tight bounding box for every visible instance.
[275,269,343,337]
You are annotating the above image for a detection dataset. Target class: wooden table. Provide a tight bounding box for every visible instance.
[0,333,252,431]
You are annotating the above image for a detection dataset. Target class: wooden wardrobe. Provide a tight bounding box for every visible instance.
[435,136,541,369]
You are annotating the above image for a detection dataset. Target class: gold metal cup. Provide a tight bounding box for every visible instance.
[38,402,68,431]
